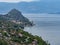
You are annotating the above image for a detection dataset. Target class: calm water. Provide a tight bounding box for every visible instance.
[23,14,60,45]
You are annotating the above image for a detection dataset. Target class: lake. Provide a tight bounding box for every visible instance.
[23,14,60,45]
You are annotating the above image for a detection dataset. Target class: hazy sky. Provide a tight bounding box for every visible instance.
[0,0,59,3]
[0,0,40,3]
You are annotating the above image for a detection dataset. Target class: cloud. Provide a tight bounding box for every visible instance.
[0,0,39,3]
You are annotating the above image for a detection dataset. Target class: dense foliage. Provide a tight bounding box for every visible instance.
[0,20,50,45]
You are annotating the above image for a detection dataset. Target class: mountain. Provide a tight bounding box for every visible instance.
[0,1,60,14]
[6,9,30,22]
[0,9,33,26]
[0,9,49,45]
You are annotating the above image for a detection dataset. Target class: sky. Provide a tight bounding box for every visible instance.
[0,0,59,3]
[0,0,40,3]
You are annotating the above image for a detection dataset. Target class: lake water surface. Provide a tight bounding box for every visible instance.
[23,14,60,45]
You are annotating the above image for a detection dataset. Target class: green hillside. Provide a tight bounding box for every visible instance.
[0,9,50,45]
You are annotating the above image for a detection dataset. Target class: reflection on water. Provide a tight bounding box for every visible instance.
[23,14,60,45]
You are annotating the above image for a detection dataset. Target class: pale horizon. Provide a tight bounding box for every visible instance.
[0,0,40,3]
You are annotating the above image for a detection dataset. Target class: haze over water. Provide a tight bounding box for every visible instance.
[23,14,60,45]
